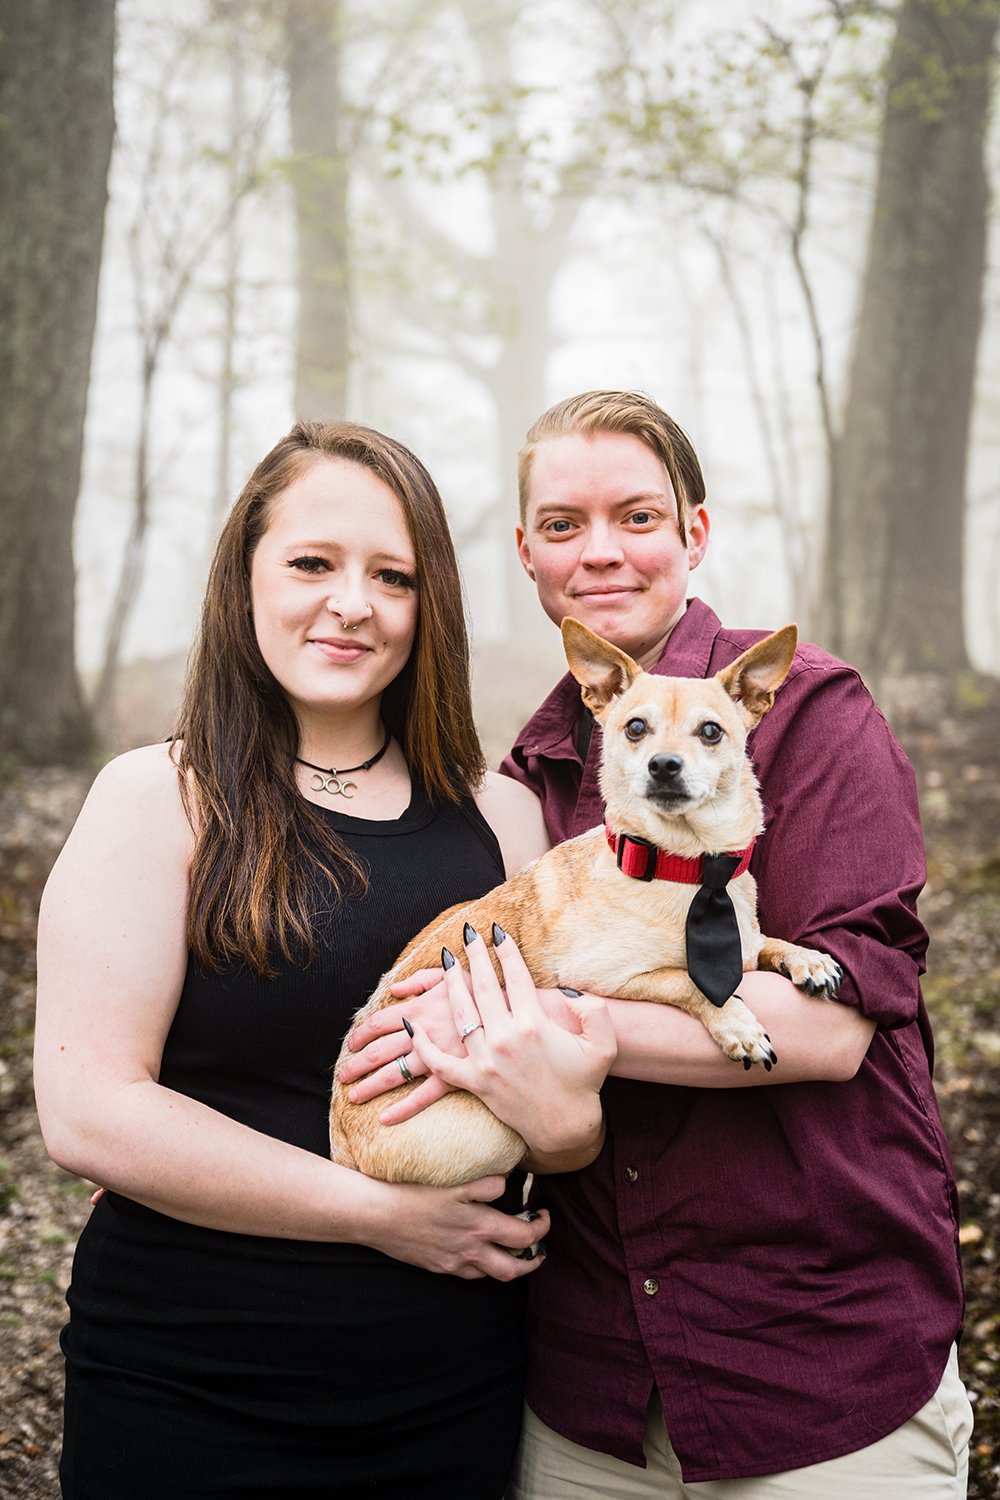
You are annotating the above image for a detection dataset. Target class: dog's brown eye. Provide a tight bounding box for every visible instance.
[624,718,648,742]
[699,721,724,744]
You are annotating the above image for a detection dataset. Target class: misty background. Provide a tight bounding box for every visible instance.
[3,10,1000,1494]
[2,0,999,764]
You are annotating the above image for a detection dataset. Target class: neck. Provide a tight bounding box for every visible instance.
[630,603,687,672]
[295,706,385,771]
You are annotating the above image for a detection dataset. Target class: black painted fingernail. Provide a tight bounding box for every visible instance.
[441,947,456,970]
[492,922,506,946]
[558,985,582,997]
[402,1016,414,1038]
[522,1210,541,1222]
[463,922,478,945]
[742,1057,752,1070]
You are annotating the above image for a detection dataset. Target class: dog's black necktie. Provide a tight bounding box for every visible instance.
[686,853,745,1007]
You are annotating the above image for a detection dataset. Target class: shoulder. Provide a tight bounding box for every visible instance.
[86,740,187,812]
[473,771,551,877]
[56,742,193,869]
[748,640,913,790]
[39,743,194,940]
[507,671,581,759]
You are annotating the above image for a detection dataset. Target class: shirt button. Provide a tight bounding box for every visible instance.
[624,1166,638,1183]
[643,1277,659,1297]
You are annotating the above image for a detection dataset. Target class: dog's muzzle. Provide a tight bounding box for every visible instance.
[647,753,690,803]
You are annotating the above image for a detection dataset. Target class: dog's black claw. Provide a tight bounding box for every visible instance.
[769,1049,777,1064]
[803,977,816,996]
[763,1058,772,1072]
[742,1056,752,1071]
[778,962,790,978]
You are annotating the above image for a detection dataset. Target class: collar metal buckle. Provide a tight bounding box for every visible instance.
[616,832,659,882]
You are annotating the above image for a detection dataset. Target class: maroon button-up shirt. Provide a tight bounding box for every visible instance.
[500,599,964,1482]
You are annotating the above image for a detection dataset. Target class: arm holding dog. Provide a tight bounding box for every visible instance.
[344,965,873,1112]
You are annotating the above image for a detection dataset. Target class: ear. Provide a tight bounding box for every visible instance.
[515,525,535,581]
[562,618,642,717]
[716,625,798,725]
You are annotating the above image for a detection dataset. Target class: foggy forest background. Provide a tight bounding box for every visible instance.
[3,6,1000,1494]
[2,0,999,768]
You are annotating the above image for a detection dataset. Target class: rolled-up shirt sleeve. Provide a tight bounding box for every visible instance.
[749,655,928,1029]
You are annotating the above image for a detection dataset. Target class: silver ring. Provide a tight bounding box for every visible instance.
[397,1054,415,1083]
[459,1021,483,1041]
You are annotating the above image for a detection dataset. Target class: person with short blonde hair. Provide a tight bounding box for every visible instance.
[502,390,971,1499]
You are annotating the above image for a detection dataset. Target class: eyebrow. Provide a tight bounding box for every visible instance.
[532,491,673,516]
[284,539,417,566]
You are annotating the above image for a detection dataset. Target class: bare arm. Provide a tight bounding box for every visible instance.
[605,970,875,1088]
[349,969,873,1110]
[474,770,551,876]
[33,746,547,1279]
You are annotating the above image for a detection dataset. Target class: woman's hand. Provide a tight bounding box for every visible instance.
[363,1175,550,1281]
[339,970,458,1121]
[406,924,616,1168]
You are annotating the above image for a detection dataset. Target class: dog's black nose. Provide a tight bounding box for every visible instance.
[648,754,684,782]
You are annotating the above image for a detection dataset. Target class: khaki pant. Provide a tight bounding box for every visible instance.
[507,1346,973,1499]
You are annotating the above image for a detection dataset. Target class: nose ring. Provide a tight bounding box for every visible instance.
[330,599,372,632]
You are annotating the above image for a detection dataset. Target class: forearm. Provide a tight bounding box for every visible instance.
[607,970,875,1087]
[37,1074,393,1244]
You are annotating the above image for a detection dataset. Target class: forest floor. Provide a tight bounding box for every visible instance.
[0,680,999,1499]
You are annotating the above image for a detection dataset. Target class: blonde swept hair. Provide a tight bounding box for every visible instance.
[517,390,706,542]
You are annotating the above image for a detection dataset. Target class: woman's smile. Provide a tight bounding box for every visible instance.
[250,456,420,735]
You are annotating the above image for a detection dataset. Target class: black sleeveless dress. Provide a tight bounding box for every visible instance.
[60,788,527,1499]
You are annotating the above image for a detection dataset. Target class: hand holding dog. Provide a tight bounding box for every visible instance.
[402,926,615,1170]
[360,1175,551,1280]
[341,970,585,1124]
[341,969,456,1120]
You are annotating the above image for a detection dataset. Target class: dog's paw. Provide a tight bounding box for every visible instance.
[709,997,778,1071]
[510,1210,546,1260]
[779,948,843,998]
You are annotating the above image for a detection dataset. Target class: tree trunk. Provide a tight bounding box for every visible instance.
[0,0,115,763]
[285,0,350,422]
[825,0,999,677]
[487,200,580,647]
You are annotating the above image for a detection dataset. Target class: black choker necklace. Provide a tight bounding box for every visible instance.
[296,730,391,799]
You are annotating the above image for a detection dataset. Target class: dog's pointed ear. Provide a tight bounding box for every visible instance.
[562,618,642,717]
[716,625,798,725]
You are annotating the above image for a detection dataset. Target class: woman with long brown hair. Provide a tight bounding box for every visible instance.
[34,420,613,1499]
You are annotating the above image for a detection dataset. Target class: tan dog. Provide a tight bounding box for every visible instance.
[330,619,841,1186]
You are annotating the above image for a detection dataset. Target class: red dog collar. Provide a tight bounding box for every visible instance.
[606,825,756,884]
